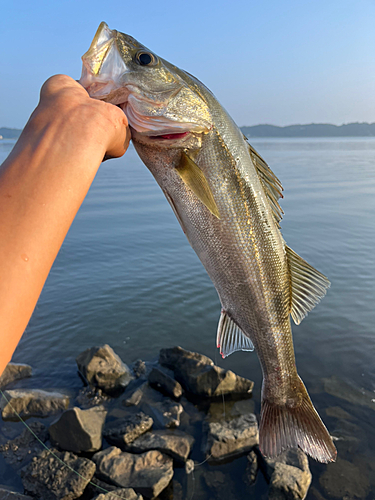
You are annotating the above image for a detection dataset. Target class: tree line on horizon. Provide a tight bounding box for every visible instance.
[1,123,375,139]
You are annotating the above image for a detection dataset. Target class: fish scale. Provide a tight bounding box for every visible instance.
[80,22,336,463]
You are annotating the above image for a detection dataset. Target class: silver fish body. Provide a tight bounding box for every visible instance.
[80,23,336,462]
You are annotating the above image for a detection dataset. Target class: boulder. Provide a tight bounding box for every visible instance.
[269,462,312,500]
[0,363,32,389]
[159,346,253,397]
[49,406,107,453]
[142,399,183,429]
[319,457,370,499]
[148,368,183,399]
[93,446,173,499]
[0,389,69,421]
[261,448,311,482]
[92,488,143,500]
[21,449,96,500]
[76,345,134,394]
[0,422,47,469]
[103,412,153,447]
[0,487,33,500]
[132,360,147,379]
[125,430,194,462]
[203,413,258,461]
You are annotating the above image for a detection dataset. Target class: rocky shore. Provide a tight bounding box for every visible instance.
[0,345,370,500]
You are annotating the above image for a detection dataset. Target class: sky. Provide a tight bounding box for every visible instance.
[1,0,374,128]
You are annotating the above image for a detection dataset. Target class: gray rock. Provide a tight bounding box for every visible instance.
[76,387,110,409]
[243,450,258,486]
[93,446,173,499]
[133,360,147,379]
[92,488,143,500]
[142,399,183,428]
[0,389,69,421]
[0,363,32,389]
[148,368,183,399]
[21,448,96,500]
[122,383,148,407]
[0,422,47,469]
[319,457,370,499]
[185,459,194,474]
[322,375,375,411]
[104,412,153,447]
[203,413,258,461]
[126,430,194,462]
[261,448,310,482]
[49,406,107,453]
[76,345,134,394]
[269,462,312,500]
[0,487,33,500]
[159,346,253,397]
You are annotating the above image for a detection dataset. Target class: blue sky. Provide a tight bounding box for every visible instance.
[1,0,374,128]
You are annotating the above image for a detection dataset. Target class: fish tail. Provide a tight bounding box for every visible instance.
[259,376,337,463]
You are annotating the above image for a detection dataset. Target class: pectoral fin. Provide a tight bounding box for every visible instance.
[286,245,330,325]
[216,310,254,358]
[175,151,220,219]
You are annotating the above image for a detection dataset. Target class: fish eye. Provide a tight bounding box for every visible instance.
[136,51,156,66]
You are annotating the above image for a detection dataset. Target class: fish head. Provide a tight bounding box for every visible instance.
[80,22,212,141]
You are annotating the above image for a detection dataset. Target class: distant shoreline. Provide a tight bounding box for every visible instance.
[1,123,375,139]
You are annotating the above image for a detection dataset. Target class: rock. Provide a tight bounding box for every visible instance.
[76,345,134,394]
[261,448,311,481]
[319,458,370,499]
[92,488,143,500]
[0,422,47,469]
[0,389,69,421]
[133,360,147,379]
[0,486,33,500]
[21,448,96,500]
[103,412,153,447]
[269,462,312,500]
[93,446,173,499]
[49,406,107,453]
[322,376,375,411]
[76,387,110,409]
[126,430,194,462]
[185,459,194,474]
[122,382,148,407]
[260,449,312,500]
[0,363,32,389]
[142,399,183,428]
[159,346,253,397]
[243,450,258,486]
[202,471,237,500]
[203,413,258,461]
[208,398,255,422]
[83,477,118,499]
[148,367,183,399]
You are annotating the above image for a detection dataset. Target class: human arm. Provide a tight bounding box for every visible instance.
[0,75,130,377]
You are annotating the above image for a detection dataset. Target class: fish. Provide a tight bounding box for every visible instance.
[80,22,337,463]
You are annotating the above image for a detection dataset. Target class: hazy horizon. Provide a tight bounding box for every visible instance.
[1,0,374,129]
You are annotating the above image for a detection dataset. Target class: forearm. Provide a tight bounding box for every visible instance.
[0,75,129,376]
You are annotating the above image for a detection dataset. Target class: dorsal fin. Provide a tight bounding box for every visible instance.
[286,245,330,325]
[216,310,254,358]
[243,135,284,227]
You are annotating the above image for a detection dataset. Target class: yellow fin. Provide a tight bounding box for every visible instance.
[176,151,220,219]
[286,245,330,325]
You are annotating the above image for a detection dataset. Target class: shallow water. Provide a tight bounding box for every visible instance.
[1,137,375,498]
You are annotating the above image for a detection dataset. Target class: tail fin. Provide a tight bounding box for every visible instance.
[259,376,337,463]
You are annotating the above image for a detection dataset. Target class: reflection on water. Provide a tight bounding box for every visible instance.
[1,137,375,498]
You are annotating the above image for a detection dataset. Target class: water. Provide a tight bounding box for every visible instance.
[1,137,375,498]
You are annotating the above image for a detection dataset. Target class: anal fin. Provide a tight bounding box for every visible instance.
[216,310,254,358]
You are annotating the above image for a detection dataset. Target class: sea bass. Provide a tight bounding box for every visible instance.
[80,22,337,462]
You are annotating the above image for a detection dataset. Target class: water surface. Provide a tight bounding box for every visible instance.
[1,137,374,498]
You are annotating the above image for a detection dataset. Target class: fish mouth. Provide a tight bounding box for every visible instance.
[80,22,211,137]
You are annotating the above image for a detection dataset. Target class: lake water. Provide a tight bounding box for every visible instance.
[1,137,375,498]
